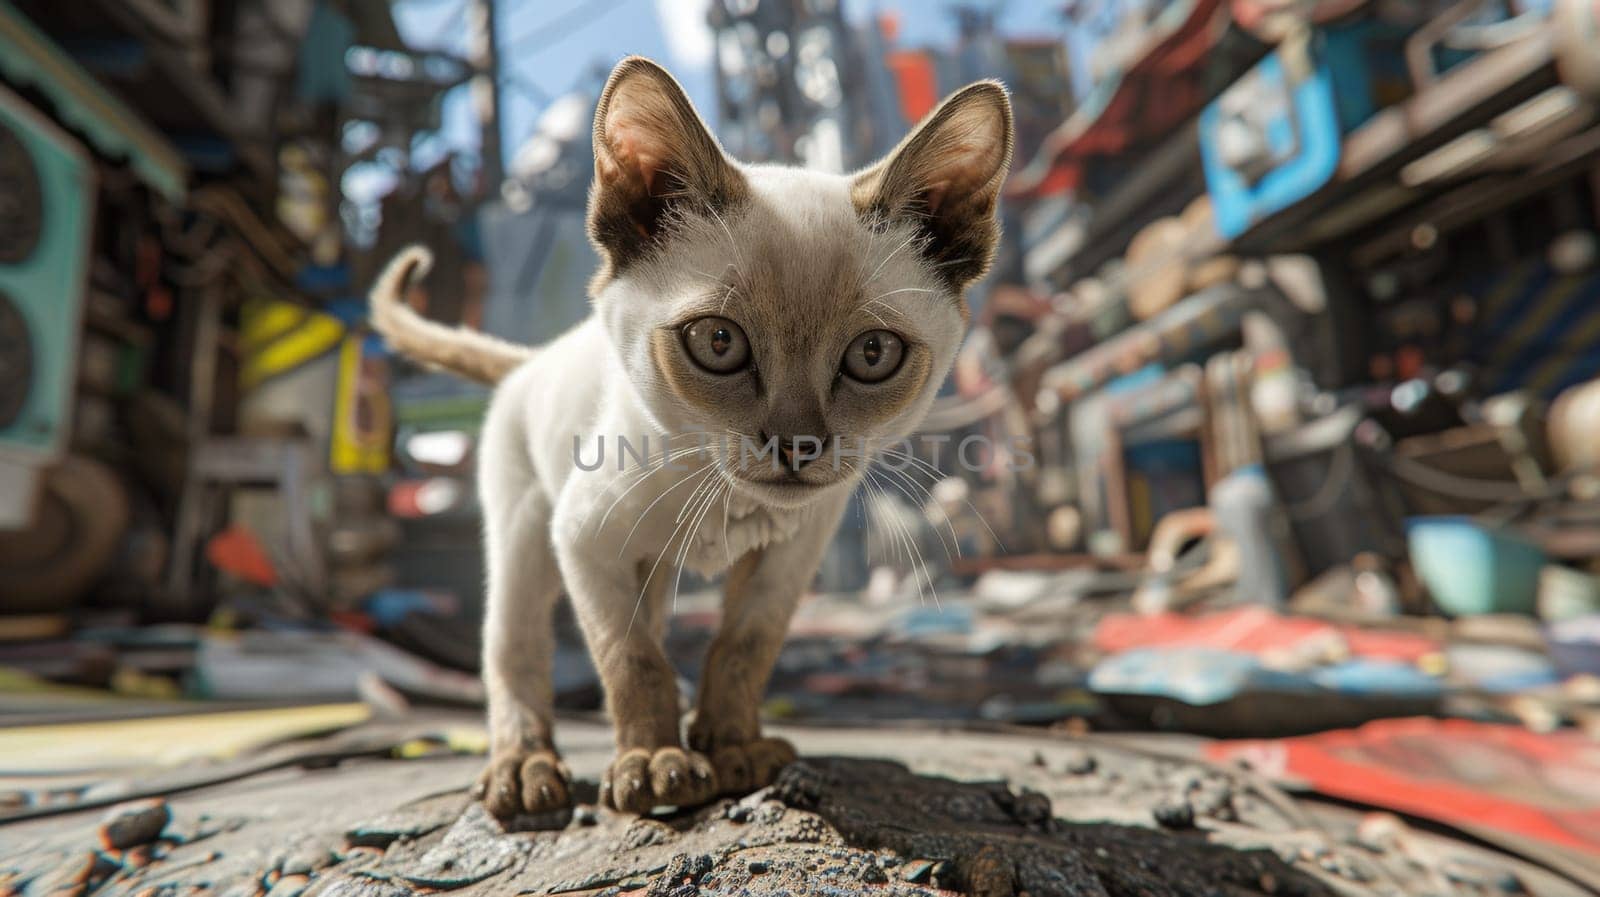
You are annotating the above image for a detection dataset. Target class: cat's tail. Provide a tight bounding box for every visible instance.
[368,246,535,385]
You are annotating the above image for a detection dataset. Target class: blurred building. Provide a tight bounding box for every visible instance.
[977,0,1600,608]
[708,0,876,170]
[0,0,460,621]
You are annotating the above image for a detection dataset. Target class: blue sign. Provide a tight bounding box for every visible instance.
[1199,48,1342,239]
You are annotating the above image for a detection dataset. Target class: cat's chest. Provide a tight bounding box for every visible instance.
[678,492,806,576]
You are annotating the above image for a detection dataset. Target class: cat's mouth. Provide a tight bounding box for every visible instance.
[730,472,845,507]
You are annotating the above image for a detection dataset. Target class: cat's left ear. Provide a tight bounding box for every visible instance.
[588,56,746,279]
[852,81,1013,291]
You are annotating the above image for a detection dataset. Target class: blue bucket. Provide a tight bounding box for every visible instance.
[1406,517,1545,617]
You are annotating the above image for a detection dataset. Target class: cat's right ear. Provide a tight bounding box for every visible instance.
[587,56,746,279]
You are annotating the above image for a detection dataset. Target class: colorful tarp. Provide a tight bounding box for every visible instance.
[1208,718,1600,854]
[1092,605,1442,664]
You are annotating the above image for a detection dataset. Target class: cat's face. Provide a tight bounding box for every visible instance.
[586,57,1012,508]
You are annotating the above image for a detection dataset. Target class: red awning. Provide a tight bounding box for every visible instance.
[885,49,940,123]
[1007,0,1228,201]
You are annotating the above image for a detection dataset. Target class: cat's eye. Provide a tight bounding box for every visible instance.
[682,316,751,374]
[841,330,905,383]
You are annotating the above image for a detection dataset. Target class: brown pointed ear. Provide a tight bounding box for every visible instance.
[587,56,746,281]
[852,81,1013,291]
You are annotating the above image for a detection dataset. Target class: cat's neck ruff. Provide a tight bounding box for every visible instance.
[678,483,812,577]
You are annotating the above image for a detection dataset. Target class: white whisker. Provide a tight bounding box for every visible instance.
[873,461,960,563]
[616,461,714,558]
[861,231,919,289]
[675,462,721,525]
[721,480,734,566]
[872,447,965,557]
[865,468,940,610]
[876,445,1007,553]
[625,465,717,638]
[671,475,726,612]
[579,438,697,531]
[587,437,714,535]
[703,201,748,278]
[867,287,938,303]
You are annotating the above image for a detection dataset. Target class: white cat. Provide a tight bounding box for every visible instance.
[369,56,1012,818]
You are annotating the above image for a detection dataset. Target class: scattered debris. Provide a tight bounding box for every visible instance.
[97,799,169,850]
[6,721,1591,897]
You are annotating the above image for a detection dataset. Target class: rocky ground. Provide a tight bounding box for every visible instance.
[2,718,1592,897]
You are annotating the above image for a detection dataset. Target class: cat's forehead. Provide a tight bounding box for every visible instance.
[726,166,933,290]
[742,165,858,226]
[729,181,936,335]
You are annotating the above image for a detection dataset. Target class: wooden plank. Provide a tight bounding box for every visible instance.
[0,703,371,774]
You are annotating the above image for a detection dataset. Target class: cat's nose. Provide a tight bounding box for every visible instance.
[759,430,830,470]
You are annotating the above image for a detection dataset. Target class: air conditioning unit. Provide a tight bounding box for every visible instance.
[0,82,96,528]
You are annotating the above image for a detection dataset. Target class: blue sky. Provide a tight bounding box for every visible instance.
[390,0,1068,172]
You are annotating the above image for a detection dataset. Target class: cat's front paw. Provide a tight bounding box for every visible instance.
[600,746,718,813]
[697,736,797,795]
[473,748,572,819]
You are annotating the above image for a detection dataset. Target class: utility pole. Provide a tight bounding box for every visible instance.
[469,0,504,192]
